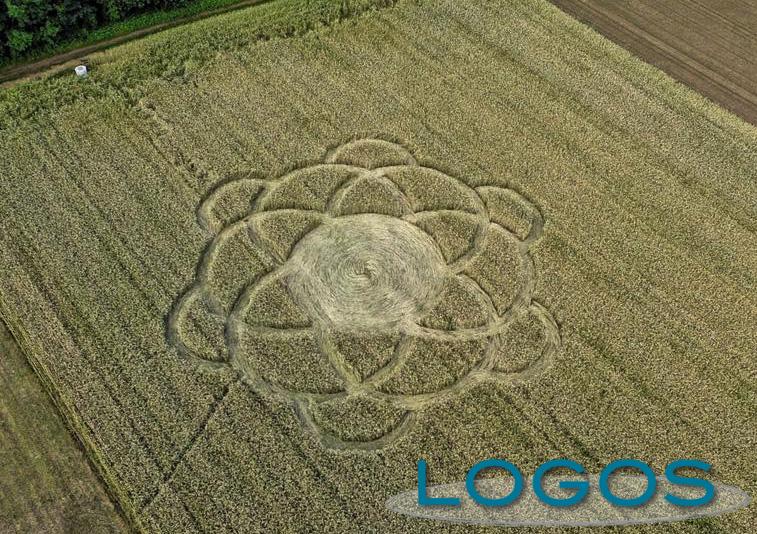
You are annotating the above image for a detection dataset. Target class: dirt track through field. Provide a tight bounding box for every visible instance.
[550,0,757,125]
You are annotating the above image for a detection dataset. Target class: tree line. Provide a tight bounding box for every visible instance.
[0,0,191,61]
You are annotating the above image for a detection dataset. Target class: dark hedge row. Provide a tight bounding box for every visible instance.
[0,0,191,60]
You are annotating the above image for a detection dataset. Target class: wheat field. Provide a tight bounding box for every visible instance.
[0,0,755,532]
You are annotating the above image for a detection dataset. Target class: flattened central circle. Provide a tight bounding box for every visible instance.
[287,214,448,330]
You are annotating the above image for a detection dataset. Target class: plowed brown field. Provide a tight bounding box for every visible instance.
[550,0,757,124]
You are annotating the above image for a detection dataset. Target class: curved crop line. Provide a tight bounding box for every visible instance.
[225,266,306,363]
[408,206,490,271]
[404,311,521,342]
[406,225,534,342]
[324,138,418,167]
[245,208,327,254]
[193,216,279,294]
[226,323,347,399]
[474,220,538,312]
[325,170,414,218]
[374,301,562,412]
[524,299,562,374]
[168,213,292,365]
[324,173,368,215]
[251,377,347,403]
[196,176,268,235]
[317,327,362,391]
[407,208,484,220]
[476,184,546,244]
[444,188,492,273]
[374,165,486,217]
[165,286,231,370]
[249,208,327,264]
[367,368,495,411]
[358,334,412,390]
[456,272,500,325]
[294,398,416,451]
[171,207,311,340]
[165,237,233,363]
[226,265,297,331]
[250,163,365,212]
[489,300,561,382]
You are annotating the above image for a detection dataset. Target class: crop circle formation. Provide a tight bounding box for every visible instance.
[287,214,448,330]
[170,138,561,450]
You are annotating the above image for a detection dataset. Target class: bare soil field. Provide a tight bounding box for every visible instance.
[550,0,757,125]
[0,0,755,532]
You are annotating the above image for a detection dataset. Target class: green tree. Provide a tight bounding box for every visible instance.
[0,2,8,57]
[0,0,193,61]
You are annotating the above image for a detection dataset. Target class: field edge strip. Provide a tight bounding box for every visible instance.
[0,294,144,533]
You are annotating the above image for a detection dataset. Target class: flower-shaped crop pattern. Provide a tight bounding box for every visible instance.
[169,139,561,450]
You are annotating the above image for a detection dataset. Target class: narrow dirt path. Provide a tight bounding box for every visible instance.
[0,0,268,88]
